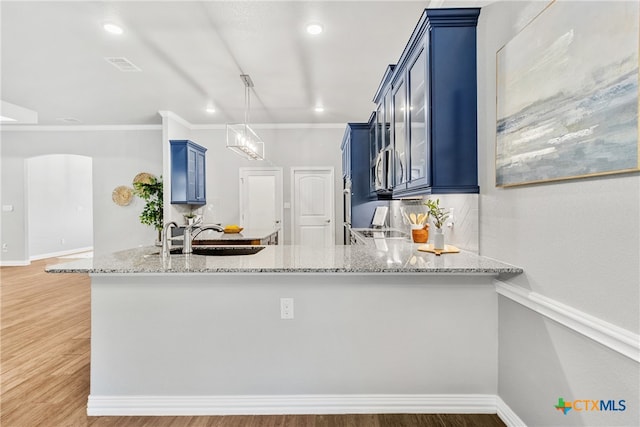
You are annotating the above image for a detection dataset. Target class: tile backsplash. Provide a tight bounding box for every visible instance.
[389,194,479,253]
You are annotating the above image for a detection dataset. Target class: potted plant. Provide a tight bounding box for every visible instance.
[133,174,163,244]
[425,198,449,250]
[183,211,198,226]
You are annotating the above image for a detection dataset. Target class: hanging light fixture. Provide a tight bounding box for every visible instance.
[226,74,265,161]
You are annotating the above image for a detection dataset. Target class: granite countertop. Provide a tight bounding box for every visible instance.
[46,241,523,275]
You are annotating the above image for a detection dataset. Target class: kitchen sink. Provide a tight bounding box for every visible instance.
[158,246,266,256]
[351,229,409,239]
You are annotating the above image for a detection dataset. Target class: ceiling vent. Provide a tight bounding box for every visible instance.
[56,117,82,124]
[104,57,141,72]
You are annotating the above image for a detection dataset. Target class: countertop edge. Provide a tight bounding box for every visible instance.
[46,266,523,275]
[44,245,524,276]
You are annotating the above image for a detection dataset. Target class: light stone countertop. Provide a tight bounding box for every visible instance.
[45,241,523,275]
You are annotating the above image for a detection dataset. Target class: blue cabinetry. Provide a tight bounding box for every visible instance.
[170,140,207,205]
[342,122,387,237]
[375,8,481,196]
[371,66,395,196]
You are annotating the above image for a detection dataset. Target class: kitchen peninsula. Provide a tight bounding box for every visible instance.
[47,242,521,416]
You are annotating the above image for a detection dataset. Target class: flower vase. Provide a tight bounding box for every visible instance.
[433,228,444,250]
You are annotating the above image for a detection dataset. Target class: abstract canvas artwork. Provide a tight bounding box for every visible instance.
[496,0,639,187]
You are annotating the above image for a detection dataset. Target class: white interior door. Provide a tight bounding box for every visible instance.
[291,167,335,247]
[239,168,283,241]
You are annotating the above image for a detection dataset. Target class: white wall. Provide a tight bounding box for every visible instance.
[27,154,93,259]
[186,125,344,245]
[477,2,639,425]
[1,127,162,262]
[160,111,193,227]
[90,274,498,400]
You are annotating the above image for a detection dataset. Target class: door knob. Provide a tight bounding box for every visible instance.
[325,219,331,223]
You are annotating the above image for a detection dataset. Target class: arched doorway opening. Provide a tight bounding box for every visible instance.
[26,154,93,260]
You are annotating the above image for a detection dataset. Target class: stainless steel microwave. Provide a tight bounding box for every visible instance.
[374,148,392,192]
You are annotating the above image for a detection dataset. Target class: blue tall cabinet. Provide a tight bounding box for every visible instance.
[170,140,207,205]
[380,8,481,197]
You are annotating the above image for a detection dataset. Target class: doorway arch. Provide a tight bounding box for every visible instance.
[26,154,93,260]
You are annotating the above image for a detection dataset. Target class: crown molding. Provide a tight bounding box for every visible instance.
[0,125,161,132]
[191,123,347,130]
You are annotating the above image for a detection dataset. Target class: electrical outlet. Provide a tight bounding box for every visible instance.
[447,208,455,228]
[2,243,8,252]
[280,298,294,319]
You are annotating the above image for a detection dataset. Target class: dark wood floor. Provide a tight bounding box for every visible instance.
[1,258,505,427]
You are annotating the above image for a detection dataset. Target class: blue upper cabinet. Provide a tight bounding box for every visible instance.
[379,8,480,196]
[170,140,207,205]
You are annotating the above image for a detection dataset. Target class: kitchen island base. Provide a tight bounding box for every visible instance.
[88,273,498,416]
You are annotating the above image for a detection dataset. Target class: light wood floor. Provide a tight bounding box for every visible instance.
[1,258,505,427]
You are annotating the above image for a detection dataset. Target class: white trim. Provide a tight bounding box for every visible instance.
[1,111,345,132]
[0,125,161,132]
[158,110,191,129]
[87,394,497,417]
[239,167,284,243]
[495,280,640,363]
[29,247,93,261]
[191,123,347,130]
[0,259,31,266]
[496,396,527,427]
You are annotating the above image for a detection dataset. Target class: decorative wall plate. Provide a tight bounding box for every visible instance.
[133,172,154,185]
[112,185,133,206]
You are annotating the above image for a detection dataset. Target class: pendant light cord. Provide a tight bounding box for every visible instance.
[244,85,250,128]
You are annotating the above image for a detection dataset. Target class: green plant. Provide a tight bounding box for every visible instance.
[424,198,449,230]
[133,175,163,231]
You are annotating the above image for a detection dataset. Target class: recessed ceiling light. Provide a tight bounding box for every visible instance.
[103,22,124,35]
[314,106,325,113]
[306,23,324,35]
[206,106,216,114]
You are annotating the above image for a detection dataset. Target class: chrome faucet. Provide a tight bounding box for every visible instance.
[182,218,224,254]
[162,221,178,257]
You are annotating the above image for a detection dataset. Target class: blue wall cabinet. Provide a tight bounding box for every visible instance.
[371,66,395,196]
[373,8,480,196]
[400,8,479,196]
[342,123,387,231]
[170,140,207,205]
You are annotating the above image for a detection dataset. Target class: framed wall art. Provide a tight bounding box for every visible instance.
[495,0,639,187]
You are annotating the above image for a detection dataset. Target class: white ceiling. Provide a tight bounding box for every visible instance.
[1,0,491,126]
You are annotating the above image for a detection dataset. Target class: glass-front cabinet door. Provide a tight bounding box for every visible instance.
[369,112,377,195]
[375,104,384,155]
[393,79,407,187]
[372,105,383,193]
[383,90,392,149]
[408,47,429,187]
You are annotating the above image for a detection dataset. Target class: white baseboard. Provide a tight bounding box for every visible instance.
[0,259,30,266]
[495,280,640,363]
[87,394,498,416]
[496,397,527,427]
[29,246,93,261]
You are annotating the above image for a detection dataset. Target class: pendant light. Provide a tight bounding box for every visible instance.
[226,74,265,161]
